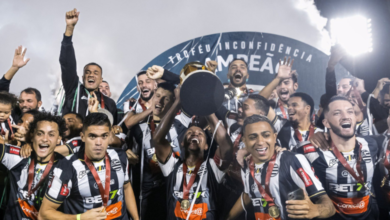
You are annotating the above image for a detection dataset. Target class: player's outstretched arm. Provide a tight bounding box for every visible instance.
[2,45,30,86]
[124,182,139,220]
[152,85,181,161]
[226,193,251,220]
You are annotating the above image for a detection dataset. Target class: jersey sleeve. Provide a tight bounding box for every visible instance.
[45,156,74,204]
[289,154,326,200]
[117,149,130,183]
[209,154,226,183]
[0,144,23,170]
[175,112,192,128]
[158,152,179,177]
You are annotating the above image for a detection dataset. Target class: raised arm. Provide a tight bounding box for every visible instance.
[60,8,80,96]
[146,65,180,84]
[152,86,181,161]
[259,57,294,99]
[326,46,346,98]
[1,45,30,92]
[205,113,233,162]
[124,108,153,129]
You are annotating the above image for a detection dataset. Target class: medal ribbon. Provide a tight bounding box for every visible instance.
[182,161,202,200]
[249,152,277,207]
[277,99,287,119]
[332,142,364,184]
[84,153,111,207]
[294,124,315,142]
[26,154,55,199]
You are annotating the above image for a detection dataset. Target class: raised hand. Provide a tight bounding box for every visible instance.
[206,60,218,73]
[376,78,390,91]
[12,46,30,69]
[12,121,30,142]
[88,92,99,113]
[112,125,123,134]
[277,56,294,79]
[146,65,164,80]
[351,78,366,94]
[65,8,80,27]
[328,45,346,68]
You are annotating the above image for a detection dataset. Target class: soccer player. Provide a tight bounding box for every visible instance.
[152,83,234,220]
[0,112,68,220]
[59,9,118,123]
[297,96,386,219]
[62,112,83,143]
[259,57,297,119]
[227,115,335,220]
[39,113,139,220]
[99,80,112,98]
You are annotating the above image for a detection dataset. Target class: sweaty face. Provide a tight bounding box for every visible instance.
[83,65,103,90]
[81,125,110,160]
[243,121,277,164]
[31,121,61,162]
[138,74,156,101]
[19,92,41,113]
[228,60,248,87]
[337,78,352,96]
[242,98,265,120]
[153,88,174,118]
[288,97,310,124]
[324,100,356,139]
[0,103,12,123]
[276,78,297,102]
[183,126,208,153]
[63,113,83,139]
[99,82,111,98]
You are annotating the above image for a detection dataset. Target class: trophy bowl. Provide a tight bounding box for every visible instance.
[180,62,224,116]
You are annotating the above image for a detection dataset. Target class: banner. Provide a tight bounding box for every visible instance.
[117,32,348,109]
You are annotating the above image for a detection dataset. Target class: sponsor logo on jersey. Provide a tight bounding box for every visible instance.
[361,150,372,163]
[9,146,20,155]
[251,183,259,193]
[328,159,338,167]
[146,148,155,156]
[85,189,120,204]
[252,198,268,207]
[329,182,365,192]
[78,170,90,179]
[72,140,79,147]
[174,190,207,199]
[94,179,115,189]
[336,201,365,209]
[111,159,122,171]
[60,184,70,196]
[174,201,208,219]
[296,168,313,187]
[303,145,316,154]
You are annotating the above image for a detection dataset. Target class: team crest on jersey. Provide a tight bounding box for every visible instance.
[341,170,350,178]
[197,164,207,176]
[251,183,259,193]
[329,159,338,167]
[111,159,122,171]
[78,170,90,179]
[361,150,371,163]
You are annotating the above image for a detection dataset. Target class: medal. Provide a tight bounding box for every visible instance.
[25,154,55,200]
[181,199,190,210]
[152,154,158,162]
[268,205,280,218]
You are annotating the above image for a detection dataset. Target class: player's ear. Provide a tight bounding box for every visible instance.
[293,82,298,91]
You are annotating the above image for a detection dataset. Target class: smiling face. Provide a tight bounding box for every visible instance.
[276,78,297,103]
[31,121,62,162]
[228,60,248,87]
[81,125,110,160]
[153,87,174,118]
[99,82,111,98]
[324,100,356,139]
[137,74,156,101]
[182,126,208,154]
[242,98,266,119]
[63,113,83,139]
[83,65,103,90]
[19,92,41,113]
[242,121,277,164]
[337,78,352,96]
[288,96,310,124]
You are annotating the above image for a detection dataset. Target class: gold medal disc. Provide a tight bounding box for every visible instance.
[181,199,190,210]
[152,154,158,162]
[268,206,280,218]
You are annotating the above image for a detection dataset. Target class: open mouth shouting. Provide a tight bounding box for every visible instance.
[141,88,151,97]
[37,143,50,155]
[340,121,352,129]
[233,71,243,82]
[87,78,96,86]
[279,90,289,100]
[255,147,269,157]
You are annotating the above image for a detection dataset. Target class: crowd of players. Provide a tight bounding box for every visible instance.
[0,8,390,220]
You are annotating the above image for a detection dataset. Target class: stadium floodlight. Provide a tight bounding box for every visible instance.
[330,15,372,56]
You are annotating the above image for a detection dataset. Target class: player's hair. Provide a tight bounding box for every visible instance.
[290,92,315,116]
[28,112,67,137]
[0,91,17,109]
[83,62,103,75]
[157,82,176,95]
[228,58,248,69]
[243,114,276,134]
[136,71,147,78]
[247,94,270,115]
[101,80,109,85]
[21,87,42,102]
[82,113,111,132]
[323,96,353,114]
[63,112,84,123]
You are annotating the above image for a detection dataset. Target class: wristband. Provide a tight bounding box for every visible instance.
[77,214,81,220]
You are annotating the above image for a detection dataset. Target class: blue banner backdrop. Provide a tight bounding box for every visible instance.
[117,32,348,109]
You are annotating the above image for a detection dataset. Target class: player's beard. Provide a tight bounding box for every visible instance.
[141,90,154,102]
[328,121,356,140]
[229,75,247,88]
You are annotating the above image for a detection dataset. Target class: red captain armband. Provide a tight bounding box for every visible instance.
[9,146,20,155]
[296,168,313,187]
[302,143,316,154]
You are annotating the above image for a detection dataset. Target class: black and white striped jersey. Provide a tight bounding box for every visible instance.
[241,151,326,220]
[66,133,127,154]
[158,153,225,220]
[0,143,65,220]
[296,136,385,219]
[45,146,130,219]
[129,113,191,194]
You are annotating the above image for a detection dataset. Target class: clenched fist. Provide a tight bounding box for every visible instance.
[66,8,80,27]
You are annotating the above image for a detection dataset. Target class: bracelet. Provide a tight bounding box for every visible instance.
[77,214,81,220]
